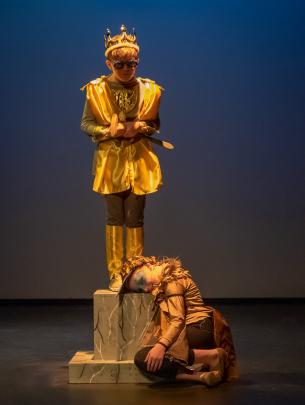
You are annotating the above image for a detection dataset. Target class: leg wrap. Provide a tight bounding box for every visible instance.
[105,224,123,278]
[126,226,144,260]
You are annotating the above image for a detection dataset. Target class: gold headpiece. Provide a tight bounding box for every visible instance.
[104,24,139,58]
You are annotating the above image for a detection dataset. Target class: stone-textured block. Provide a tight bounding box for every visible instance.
[69,351,152,383]
[69,290,155,383]
[93,290,154,361]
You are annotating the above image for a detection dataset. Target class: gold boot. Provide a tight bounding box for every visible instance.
[105,225,123,292]
[126,226,144,260]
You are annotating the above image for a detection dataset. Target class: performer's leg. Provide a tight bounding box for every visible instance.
[124,191,145,259]
[176,348,227,386]
[184,319,228,385]
[104,192,125,291]
[134,347,223,386]
[186,317,216,351]
[134,347,191,380]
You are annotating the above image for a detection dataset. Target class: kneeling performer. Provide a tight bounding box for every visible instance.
[119,256,239,386]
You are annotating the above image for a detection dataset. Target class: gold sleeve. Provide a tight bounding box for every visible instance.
[80,100,110,143]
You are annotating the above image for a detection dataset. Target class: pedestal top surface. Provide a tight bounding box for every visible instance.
[94,289,117,295]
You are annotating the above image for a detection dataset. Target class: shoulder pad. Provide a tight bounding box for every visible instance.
[80,76,107,91]
[138,77,155,84]
[138,77,164,91]
[90,78,101,85]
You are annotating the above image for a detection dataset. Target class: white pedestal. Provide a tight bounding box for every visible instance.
[68,290,154,383]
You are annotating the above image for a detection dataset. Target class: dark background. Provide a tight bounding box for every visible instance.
[1,0,304,298]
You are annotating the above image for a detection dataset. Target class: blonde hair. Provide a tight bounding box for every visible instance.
[120,255,192,293]
[108,45,139,60]
[121,256,159,281]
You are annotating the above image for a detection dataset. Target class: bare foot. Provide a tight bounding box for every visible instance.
[209,348,228,375]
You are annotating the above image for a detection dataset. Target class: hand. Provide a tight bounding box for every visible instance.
[123,121,144,138]
[145,343,166,372]
[113,123,126,137]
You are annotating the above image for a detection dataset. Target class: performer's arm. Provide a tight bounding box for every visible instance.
[157,290,185,349]
[155,281,185,349]
[144,283,185,372]
[80,100,111,143]
[123,115,160,138]
[137,114,160,136]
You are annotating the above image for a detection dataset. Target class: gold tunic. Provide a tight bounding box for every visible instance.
[80,75,163,195]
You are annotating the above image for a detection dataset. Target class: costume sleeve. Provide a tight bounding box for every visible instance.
[157,282,185,348]
[80,100,110,143]
[139,114,160,136]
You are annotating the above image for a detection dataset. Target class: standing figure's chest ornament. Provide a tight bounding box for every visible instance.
[111,88,138,122]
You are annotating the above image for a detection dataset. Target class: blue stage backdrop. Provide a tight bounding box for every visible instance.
[0,0,304,298]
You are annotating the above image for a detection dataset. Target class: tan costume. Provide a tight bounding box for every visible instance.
[139,262,239,381]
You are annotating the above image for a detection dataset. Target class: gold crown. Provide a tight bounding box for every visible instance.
[104,24,139,57]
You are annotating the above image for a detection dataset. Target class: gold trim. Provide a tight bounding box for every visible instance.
[126,227,144,260]
[105,225,124,277]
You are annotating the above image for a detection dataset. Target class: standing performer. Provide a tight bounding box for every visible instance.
[80,25,163,291]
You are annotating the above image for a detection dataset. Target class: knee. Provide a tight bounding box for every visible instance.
[106,215,124,226]
[134,348,149,372]
[125,211,144,228]
[125,218,143,227]
[106,207,124,225]
[125,195,145,227]
[104,195,124,225]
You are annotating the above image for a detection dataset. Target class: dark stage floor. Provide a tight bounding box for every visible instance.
[0,301,304,405]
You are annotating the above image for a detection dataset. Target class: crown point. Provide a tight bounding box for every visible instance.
[121,24,127,33]
[104,28,111,47]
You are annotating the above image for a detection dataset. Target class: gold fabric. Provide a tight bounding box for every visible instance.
[126,226,144,259]
[105,224,123,277]
[80,100,109,139]
[110,86,139,120]
[80,76,163,195]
